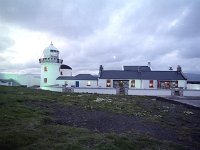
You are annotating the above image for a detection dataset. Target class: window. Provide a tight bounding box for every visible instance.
[106,80,111,87]
[149,80,153,88]
[171,81,178,88]
[131,80,135,88]
[87,81,91,86]
[44,78,47,83]
[44,66,48,72]
[60,71,63,75]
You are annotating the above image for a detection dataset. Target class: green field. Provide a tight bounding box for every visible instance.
[0,86,199,150]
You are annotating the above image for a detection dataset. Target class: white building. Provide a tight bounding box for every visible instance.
[39,43,98,91]
[0,73,40,87]
[37,43,196,96]
[1,42,199,96]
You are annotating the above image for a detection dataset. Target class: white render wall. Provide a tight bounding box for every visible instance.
[78,80,98,87]
[98,79,113,88]
[56,80,98,87]
[187,84,200,90]
[178,80,187,88]
[40,63,60,88]
[141,80,157,89]
[135,80,142,88]
[141,80,149,89]
[183,90,200,96]
[128,89,171,96]
[42,86,62,92]
[56,80,75,87]
[74,88,117,94]
[128,79,141,88]
[60,69,72,76]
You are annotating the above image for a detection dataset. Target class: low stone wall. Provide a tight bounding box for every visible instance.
[41,86,62,92]
[183,90,200,96]
[187,84,200,90]
[74,88,117,95]
[128,89,171,96]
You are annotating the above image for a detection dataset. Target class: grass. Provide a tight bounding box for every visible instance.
[1,86,199,149]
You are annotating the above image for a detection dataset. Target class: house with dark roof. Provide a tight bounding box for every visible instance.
[56,74,98,88]
[98,65,187,95]
[38,43,200,96]
[54,64,187,95]
[184,73,200,90]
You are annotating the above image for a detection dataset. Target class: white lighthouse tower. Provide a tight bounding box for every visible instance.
[39,42,63,90]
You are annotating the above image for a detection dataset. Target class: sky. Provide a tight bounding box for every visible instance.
[0,0,200,75]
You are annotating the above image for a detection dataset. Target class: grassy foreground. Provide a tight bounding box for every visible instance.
[0,86,199,150]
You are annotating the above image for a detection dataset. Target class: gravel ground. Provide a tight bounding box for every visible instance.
[162,96,200,108]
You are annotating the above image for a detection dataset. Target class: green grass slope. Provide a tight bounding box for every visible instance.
[0,86,199,150]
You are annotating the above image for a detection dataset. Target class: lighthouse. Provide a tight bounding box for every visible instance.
[39,42,63,90]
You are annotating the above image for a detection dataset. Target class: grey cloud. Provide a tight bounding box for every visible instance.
[0,0,200,74]
[168,1,200,38]
[0,0,121,39]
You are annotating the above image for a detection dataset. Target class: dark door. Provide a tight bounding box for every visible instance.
[75,81,79,87]
[113,80,129,95]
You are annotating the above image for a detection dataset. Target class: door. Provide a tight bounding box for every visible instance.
[75,81,79,87]
[113,80,129,95]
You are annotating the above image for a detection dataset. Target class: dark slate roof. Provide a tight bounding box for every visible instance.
[60,64,72,69]
[0,79,11,83]
[123,66,151,71]
[184,73,200,83]
[100,70,186,80]
[0,79,21,86]
[56,76,75,80]
[74,74,98,80]
[57,74,98,80]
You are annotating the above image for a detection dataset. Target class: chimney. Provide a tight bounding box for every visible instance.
[137,66,141,73]
[99,65,103,77]
[148,62,151,68]
[177,65,182,72]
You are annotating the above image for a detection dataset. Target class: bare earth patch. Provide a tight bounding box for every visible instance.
[27,100,199,150]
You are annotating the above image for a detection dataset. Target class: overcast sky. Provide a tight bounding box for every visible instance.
[0,0,200,75]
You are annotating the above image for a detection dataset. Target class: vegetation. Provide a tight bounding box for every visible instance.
[0,86,199,150]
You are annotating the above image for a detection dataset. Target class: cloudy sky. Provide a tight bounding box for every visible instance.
[0,0,200,75]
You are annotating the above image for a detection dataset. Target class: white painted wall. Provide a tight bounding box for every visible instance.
[40,63,61,88]
[178,80,187,88]
[183,90,200,96]
[56,80,98,88]
[77,80,98,88]
[128,79,142,89]
[42,86,62,92]
[98,79,113,88]
[128,89,171,96]
[141,80,157,89]
[74,88,117,94]
[135,80,142,88]
[60,69,72,76]
[187,84,200,90]
[56,80,75,87]
[141,80,149,89]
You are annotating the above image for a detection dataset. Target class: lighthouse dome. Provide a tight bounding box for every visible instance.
[43,42,59,58]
